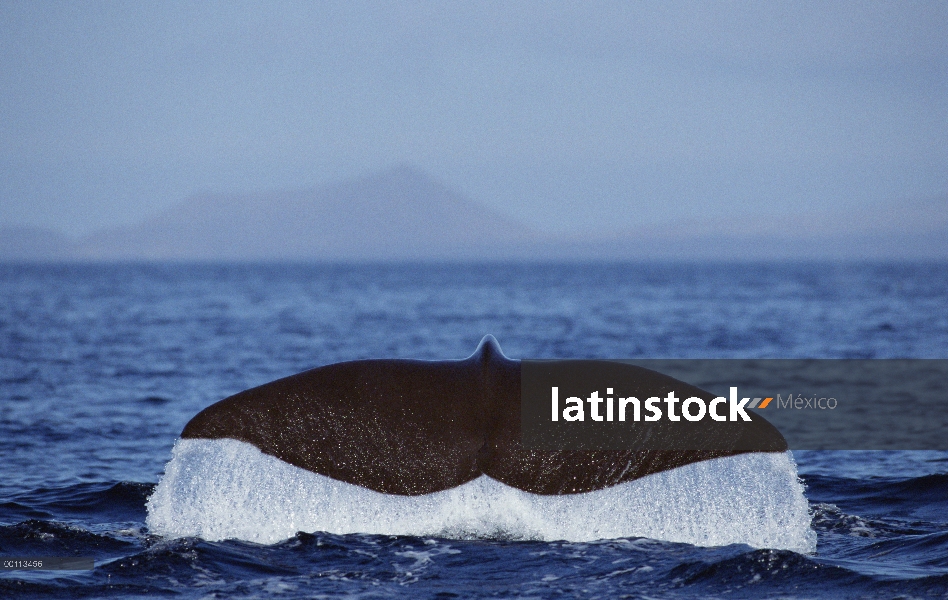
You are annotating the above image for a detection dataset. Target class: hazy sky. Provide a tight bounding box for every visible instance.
[1,1,946,236]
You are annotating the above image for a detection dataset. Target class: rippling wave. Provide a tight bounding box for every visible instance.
[2,263,947,598]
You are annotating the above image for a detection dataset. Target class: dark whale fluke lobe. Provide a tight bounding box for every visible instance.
[181,335,786,496]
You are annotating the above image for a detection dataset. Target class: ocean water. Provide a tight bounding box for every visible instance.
[1,262,947,598]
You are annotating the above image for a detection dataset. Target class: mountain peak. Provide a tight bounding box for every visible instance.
[75,167,533,261]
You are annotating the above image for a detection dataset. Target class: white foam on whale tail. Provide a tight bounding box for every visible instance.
[146,438,816,553]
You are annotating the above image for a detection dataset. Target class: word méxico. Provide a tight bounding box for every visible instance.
[550,387,757,422]
[773,394,838,409]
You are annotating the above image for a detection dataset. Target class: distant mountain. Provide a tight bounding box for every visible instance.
[2,167,945,262]
[560,196,948,260]
[76,166,539,261]
[0,226,75,261]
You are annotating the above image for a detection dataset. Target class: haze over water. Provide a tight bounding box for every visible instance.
[1,2,945,258]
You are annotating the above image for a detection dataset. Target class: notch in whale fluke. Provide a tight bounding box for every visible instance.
[181,336,786,496]
[470,334,507,362]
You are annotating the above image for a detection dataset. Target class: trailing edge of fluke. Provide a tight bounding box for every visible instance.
[181,335,787,495]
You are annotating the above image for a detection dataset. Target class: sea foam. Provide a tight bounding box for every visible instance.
[146,438,816,552]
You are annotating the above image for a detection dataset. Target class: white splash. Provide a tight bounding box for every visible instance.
[146,438,816,552]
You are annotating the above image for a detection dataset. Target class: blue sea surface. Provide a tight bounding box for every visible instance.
[1,262,947,598]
